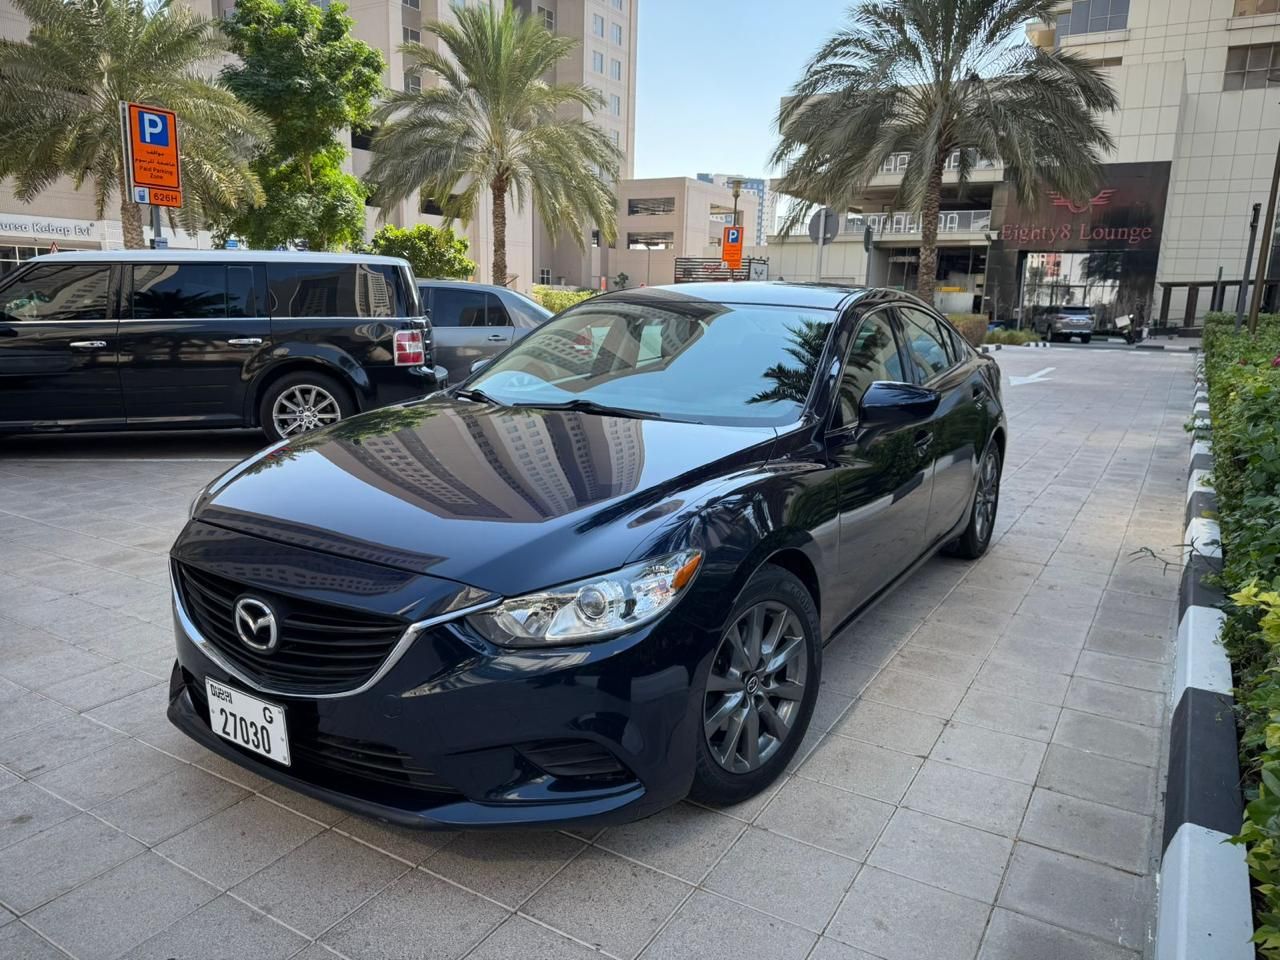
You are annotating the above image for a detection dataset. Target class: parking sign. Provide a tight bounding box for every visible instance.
[122,102,182,208]
[723,225,744,270]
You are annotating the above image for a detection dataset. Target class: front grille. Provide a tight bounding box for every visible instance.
[176,561,407,696]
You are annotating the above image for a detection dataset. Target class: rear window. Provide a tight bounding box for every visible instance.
[268,262,408,319]
[427,286,512,327]
[1057,306,1091,315]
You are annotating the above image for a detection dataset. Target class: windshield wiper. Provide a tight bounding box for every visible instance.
[453,387,501,405]
[507,398,690,423]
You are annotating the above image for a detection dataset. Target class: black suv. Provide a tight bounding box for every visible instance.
[0,251,443,441]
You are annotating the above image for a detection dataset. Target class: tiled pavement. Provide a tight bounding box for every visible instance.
[0,347,1193,960]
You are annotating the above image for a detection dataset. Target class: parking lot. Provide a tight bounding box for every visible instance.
[0,344,1192,960]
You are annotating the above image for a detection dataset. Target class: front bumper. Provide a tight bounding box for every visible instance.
[166,543,707,829]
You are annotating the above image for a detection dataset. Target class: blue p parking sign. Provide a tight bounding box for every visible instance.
[137,110,170,146]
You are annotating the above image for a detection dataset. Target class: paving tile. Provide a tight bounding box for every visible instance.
[39,665,159,713]
[1020,789,1153,873]
[0,813,145,913]
[122,894,307,960]
[156,795,323,889]
[258,782,347,826]
[932,722,1047,784]
[595,802,742,883]
[0,714,124,778]
[1002,613,1091,648]
[886,645,982,684]
[704,826,856,932]
[757,776,893,861]
[0,922,70,960]
[94,765,249,845]
[828,866,990,960]
[831,698,946,756]
[988,634,1082,676]
[820,657,878,696]
[233,831,408,937]
[525,847,690,959]
[1064,678,1164,728]
[978,907,1138,959]
[1038,744,1158,815]
[973,659,1070,706]
[25,852,217,960]
[997,843,1151,949]
[423,829,585,907]
[907,619,997,657]
[33,739,180,809]
[0,783,79,852]
[808,938,883,960]
[322,868,506,959]
[0,644,113,692]
[954,688,1060,742]
[468,917,601,960]
[867,808,1011,902]
[1052,709,1160,768]
[1084,625,1172,663]
[82,683,170,736]
[861,668,966,719]
[903,760,1031,837]
[641,890,815,960]
[333,815,457,866]
[1073,650,1169,693]
[0,693,74,742]
[799,736,921,803]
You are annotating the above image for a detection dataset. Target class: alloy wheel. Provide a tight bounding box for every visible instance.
[974,448,1000,543]
[704,600,809,773]
[272,384,342,437]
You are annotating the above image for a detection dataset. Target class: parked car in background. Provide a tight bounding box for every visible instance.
[0,251,444,442]
[168,282,1007,829]
[417,279,551,383]
[1032,304,1095,343]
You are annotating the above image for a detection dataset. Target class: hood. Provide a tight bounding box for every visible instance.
[195,397,777,594]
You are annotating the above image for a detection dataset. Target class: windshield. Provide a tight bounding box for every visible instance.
[466,296,836,426]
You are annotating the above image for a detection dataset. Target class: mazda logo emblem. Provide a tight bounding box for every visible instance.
[234,597,278,653]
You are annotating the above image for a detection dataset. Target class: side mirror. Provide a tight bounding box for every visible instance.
[470,358,491,375]
[859,381,940,427]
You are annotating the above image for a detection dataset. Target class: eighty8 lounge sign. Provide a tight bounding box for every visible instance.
[993,162,1169,251]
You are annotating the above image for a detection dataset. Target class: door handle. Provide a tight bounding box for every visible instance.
[971,384,987,405]
[69,340,107,349]
[227,338,263,347]
[486,333,506,342]
[914,430,934,454]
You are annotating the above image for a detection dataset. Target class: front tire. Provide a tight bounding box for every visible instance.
[947,441,1002,560]
[690,565,821,807]
[1080,334,1092,344]
[259,371,353,443]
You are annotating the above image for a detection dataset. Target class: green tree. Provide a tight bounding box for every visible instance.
[219,0,383,250]
[366,2,619,286]
[365,223,476,279]
[0,0,266,249]
[772,0,1118,304]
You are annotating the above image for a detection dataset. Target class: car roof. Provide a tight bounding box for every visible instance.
[26,250,410,266]
[416,279,516,294]
[604,281,926,312]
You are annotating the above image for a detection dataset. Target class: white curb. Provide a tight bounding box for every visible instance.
[1156,823,1254,960]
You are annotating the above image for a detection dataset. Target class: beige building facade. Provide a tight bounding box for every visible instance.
[0,0,638,292]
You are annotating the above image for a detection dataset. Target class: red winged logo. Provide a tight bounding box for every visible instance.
[1049,189,1116,215]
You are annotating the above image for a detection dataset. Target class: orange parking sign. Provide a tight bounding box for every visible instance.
[123,102,182,207]
[722,224,744,270]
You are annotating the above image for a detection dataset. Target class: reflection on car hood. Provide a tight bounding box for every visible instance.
[196,397,777,593]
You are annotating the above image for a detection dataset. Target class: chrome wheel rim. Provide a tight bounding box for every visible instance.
[974,448,1000,543]
[704,601,809,773]
[272,385,342,437]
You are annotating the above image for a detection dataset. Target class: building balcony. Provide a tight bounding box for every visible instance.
[867,151,1003,190]
[843,209,993,242]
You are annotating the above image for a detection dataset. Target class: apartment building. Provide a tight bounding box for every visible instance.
[0,0,637,291]
[696,174,778,246]
[771,0,1280,330]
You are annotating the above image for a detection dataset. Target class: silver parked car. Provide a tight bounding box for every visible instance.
[1033,304,1095,343]
[417,279,552,382]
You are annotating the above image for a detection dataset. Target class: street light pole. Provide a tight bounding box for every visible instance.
[729,178,744,227]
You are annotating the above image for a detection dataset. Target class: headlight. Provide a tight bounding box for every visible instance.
[467,550,703,648]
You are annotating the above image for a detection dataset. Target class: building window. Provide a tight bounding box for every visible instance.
[1090,56,1123,67]
[609,93,621,115]
[627,197,675,215]
[401,0,419,8]
[538,267,551,285]
[610,129,620,146]
[351,124,375,150]
[1055,0,1128,41]
[1235,0,1280,15]
[610,22,623,44]
[535,4,554,30]
[627,231,674,249]
[610,58,622,81]
[403,26,420,43]
[592,13,604,36]
[403,72,421,93]
[612,0,623,9]
[1225,44,1280,90]
[591,229,600,248]
[592,50,604,73]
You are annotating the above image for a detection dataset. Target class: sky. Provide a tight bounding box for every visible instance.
[632,0,853,181]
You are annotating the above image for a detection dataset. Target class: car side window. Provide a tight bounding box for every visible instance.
[0,264,112,323]
[132,264,228,320]
[429,288,486,327]
[227,266,257,318]
[267,263,400,319]
[484,293,512,327]
[898,306,954,381]
[831,311,904,430]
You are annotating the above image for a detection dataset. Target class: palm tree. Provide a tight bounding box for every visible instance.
[772,0,1119,304]
[367,2,620,287]
[0,0,266,248]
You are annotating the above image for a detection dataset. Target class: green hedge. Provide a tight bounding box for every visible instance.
[984,328,1038,345]
[530,286,597,314]
[1204,310,1280,954]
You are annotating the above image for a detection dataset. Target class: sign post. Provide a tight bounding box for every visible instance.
[121,101,182,247]
[722,224,744,277]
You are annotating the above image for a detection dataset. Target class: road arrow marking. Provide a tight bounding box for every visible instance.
[1009,366,1055,386]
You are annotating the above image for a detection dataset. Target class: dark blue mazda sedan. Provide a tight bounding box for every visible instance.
[167,282,1006,829]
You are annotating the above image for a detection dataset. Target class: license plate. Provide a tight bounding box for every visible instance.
[205,678,290,766]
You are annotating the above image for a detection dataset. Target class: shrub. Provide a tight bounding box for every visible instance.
[364,223,475,279]
[947,313,988,347]
[983,328,1038,345]
[530,286,596,313]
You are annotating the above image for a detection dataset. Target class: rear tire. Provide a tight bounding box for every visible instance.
[1081,334,1092,344]
[259,371,353,443]
[690,565,821,807]
[947,440,1002,560]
